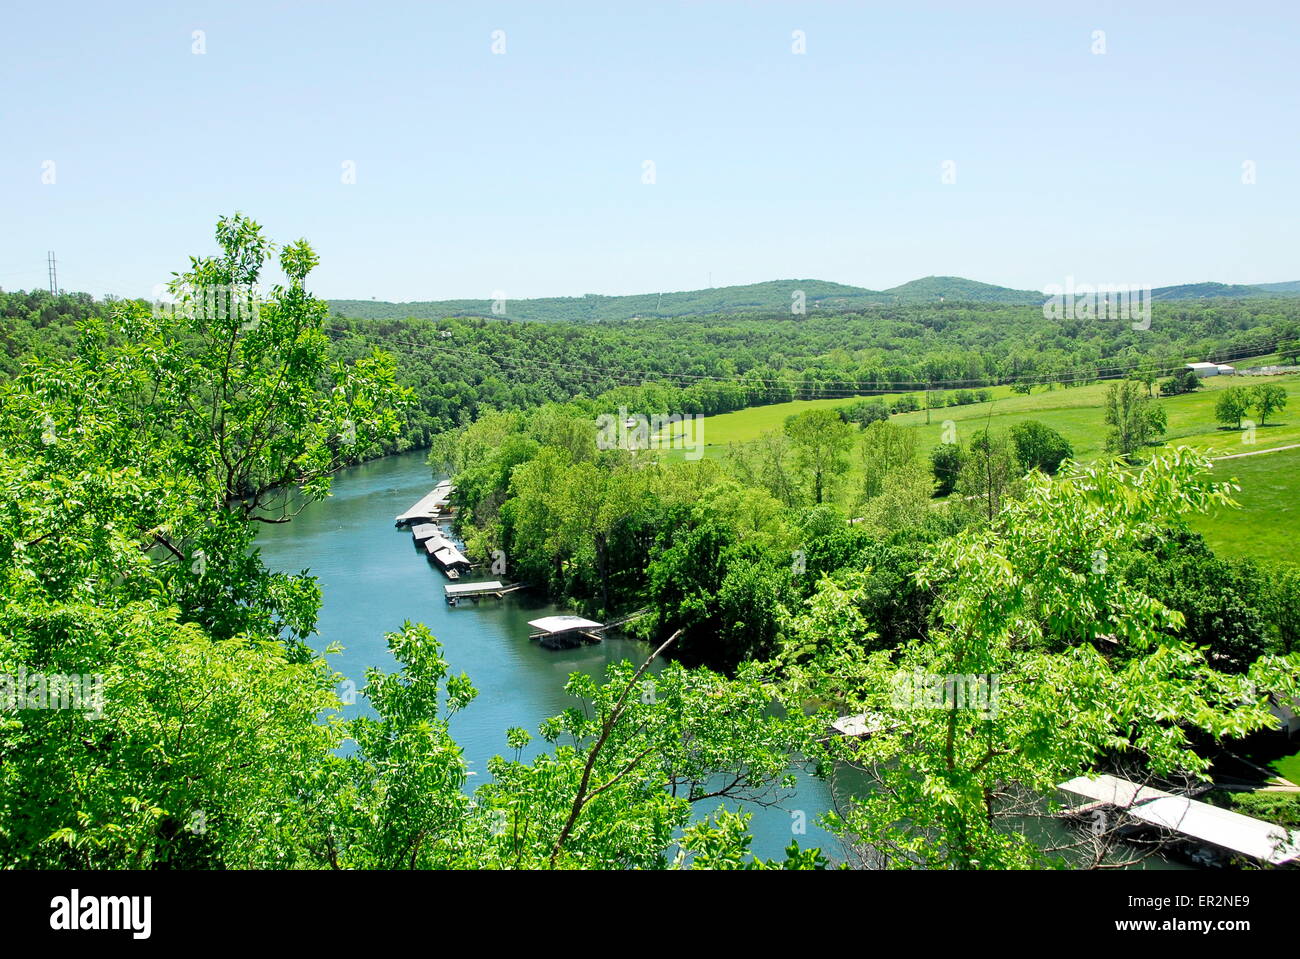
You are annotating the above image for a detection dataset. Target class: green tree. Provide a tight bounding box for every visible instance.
[860,419,918,500]
[856,459,937,537]
[1123,529,1272,673]
[956,428,1021,521]
[1104,380,1164,457]
[1264,563,1300,655]
[0,214,408,865]
[646,504,791,669]
[784,408,855,504]
[1160,368,1202,396]
[1215,387,1251,429]
[785,450,1298,869]
[725,430,800,508]
[1252,383,1288,426]
[1009,420,1074,475]
[1134,364,1159,397]
[930,442,965,497]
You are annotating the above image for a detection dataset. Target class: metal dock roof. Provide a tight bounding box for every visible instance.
[443,580,504,596]
[1059,774,1300,865]
[395,481,454,525]
[527,615,604,634]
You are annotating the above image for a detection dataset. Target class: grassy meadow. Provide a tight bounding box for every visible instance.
[1192,445,1300,563]
[655,371,1300,563]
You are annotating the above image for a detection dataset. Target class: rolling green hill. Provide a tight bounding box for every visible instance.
[1151,281,1285,300]
[880,275,1043,304]
[330,275,1300,323]
[329,279,884,323]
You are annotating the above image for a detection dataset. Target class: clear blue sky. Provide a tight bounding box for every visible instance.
[3,1,1297,301]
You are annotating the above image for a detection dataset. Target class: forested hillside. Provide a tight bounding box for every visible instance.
[7,286,1300,454]
[327,296,1300,447]
[329,275,1300,323]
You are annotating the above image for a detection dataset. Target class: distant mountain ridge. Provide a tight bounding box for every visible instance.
[330,274,1300,323]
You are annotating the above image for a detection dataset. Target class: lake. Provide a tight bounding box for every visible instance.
[255,448,847,862]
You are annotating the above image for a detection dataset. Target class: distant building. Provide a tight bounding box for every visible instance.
[1186,362,1221,377]
[1216,364,1236,375]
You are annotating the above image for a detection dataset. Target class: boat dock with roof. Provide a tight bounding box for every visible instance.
[1058,773,1300,865]
[395,480,455,527]
[527,615,606,649]
[443,580,529,605]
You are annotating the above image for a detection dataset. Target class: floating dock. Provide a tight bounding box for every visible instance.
[1058,773,1300,865]
[443,581,528,605]
[395,480,455,527]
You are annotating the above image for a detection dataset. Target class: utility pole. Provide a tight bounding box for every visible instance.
[47,251,57,294]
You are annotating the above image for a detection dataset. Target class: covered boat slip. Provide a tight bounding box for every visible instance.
[443,581,529,605]
[527,615,606,649]
[431,544,470,570]
[1058,773,1300,865]
[409,523,443,543]
[409,522,472,577]
[422,536,469,568]
[394,480,455,526]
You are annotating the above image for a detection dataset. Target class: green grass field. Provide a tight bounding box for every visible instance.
[893,373,1300,460]
[661,372,1300,563]
[1191,446,1300,563]
[660,396,863,447]
[667,372,1300,461]
[1271,749,1300,787]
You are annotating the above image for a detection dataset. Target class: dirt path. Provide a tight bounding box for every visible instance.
[1213,442,1300,461]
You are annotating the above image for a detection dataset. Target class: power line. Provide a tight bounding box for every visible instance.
[39,284,1299,394]
[27,282,1293,397]
[321,322,1300,400]
[328,324,1285,396]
